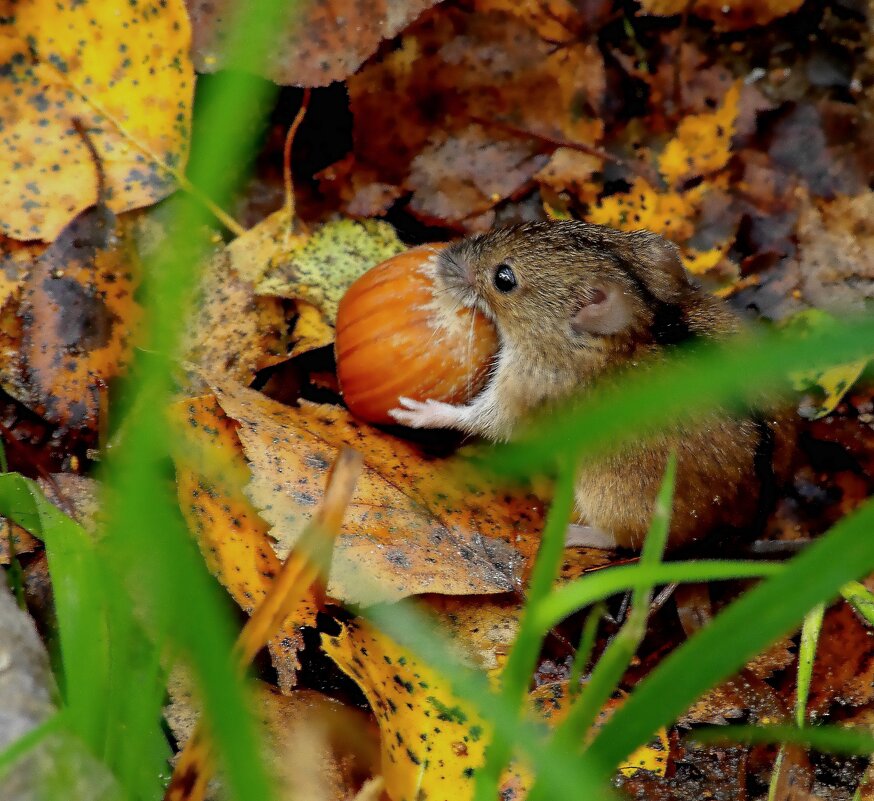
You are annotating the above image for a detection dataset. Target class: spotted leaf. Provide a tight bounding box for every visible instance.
[0,0,193,241]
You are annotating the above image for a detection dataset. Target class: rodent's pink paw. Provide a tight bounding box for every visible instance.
[389,397,461,429]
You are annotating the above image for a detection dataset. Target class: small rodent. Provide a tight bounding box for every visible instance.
[389,220,791,550]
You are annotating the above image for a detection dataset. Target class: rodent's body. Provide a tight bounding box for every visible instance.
[390,221,788,550]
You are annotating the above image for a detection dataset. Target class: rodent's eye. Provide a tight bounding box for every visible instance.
[493,264,517,293]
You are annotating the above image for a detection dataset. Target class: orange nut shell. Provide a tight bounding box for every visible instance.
[335,245,498,426]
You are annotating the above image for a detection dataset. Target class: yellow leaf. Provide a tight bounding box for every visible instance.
[791,361,868,419]
[290,300,335,358]
[587,177,696,240]
[526,683,669,778]
[681,246,725,276]
[322,619,490,801]
[659,82,741,187]
[1,0,193,240]
[172,395,316,690]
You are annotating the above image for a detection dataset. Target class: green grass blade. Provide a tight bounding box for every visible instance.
[690,724,874,755]
[0,475,111,753]
[535,560,783,632]
[526,456,676,801]
[796,603,824,728]
[569,603,605,700]
[474,317,874,479]
[473,460,578,801]
[581,497,874,777]
[841,581,874,627]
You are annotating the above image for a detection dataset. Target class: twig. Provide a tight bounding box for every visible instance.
[283,89,311,230]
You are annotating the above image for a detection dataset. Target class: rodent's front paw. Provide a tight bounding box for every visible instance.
[388,397,463,429]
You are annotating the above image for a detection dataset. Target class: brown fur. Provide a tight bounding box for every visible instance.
[392,220,791,549]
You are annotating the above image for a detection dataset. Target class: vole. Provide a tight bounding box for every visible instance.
[389,220,789,551]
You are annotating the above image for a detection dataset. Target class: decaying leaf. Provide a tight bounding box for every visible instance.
[0,0,193,241]
[785,310,869,420]
[322,617,489,801]
[638,0,805,30]
[0,236,41,399]
[186,0,439,87]
[534,149,602,207]
[324,622,670,801]
[289,300,335,359]
[182,247,289,387]
[18,197,140,428]
[173,395,317,690]
[796,192,874,314]
[166,671,375,801]
[0,518,39,565]
[588,83,741,277]
[588,177,699,241]
[526,683,670,777]
[210,379,544,605]
[658,82,741,188]
[407,125,549,228]
[344,6,605,228]
[218,209,403,358]
[805,601,874,715]
[255,218,404,326]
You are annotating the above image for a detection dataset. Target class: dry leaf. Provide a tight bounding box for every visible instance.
[659,82,741,188]
[638,0,804,30]
[407,125,549,228]
[322,618,489,801]
[324,622,669,801]
[534,149,602,207]
[255,218,404,326]
[588,177,698,241]
[210,380,544,605]
[289,301,335,359]
[173,395,316,691]
[18,202,140,428]
[526,683,670,777]
[182,248,289,387]
[0,519,39,565]
[796,192,874,314]
[165,671,374,801]
[0,0,193,240]
[186,0,439,87]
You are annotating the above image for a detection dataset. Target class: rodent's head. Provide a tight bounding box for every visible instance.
[435,220,698,366]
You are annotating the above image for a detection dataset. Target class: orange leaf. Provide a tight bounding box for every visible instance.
[210,379,545,605]
[18,208,140,428]
[173,394,317,690]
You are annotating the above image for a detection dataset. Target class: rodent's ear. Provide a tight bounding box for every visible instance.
[571,284,633,336]
[633,232,690,294]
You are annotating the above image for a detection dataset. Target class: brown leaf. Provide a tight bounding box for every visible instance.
[407,125,549,227]
[805,601,874,716]
[638,0,804,30]
[210,380,545,605]
[182,248,290,387]
[18,203,140,428]
[186,0,439,87]
[346,6,604,226]
[796,191,874,314]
